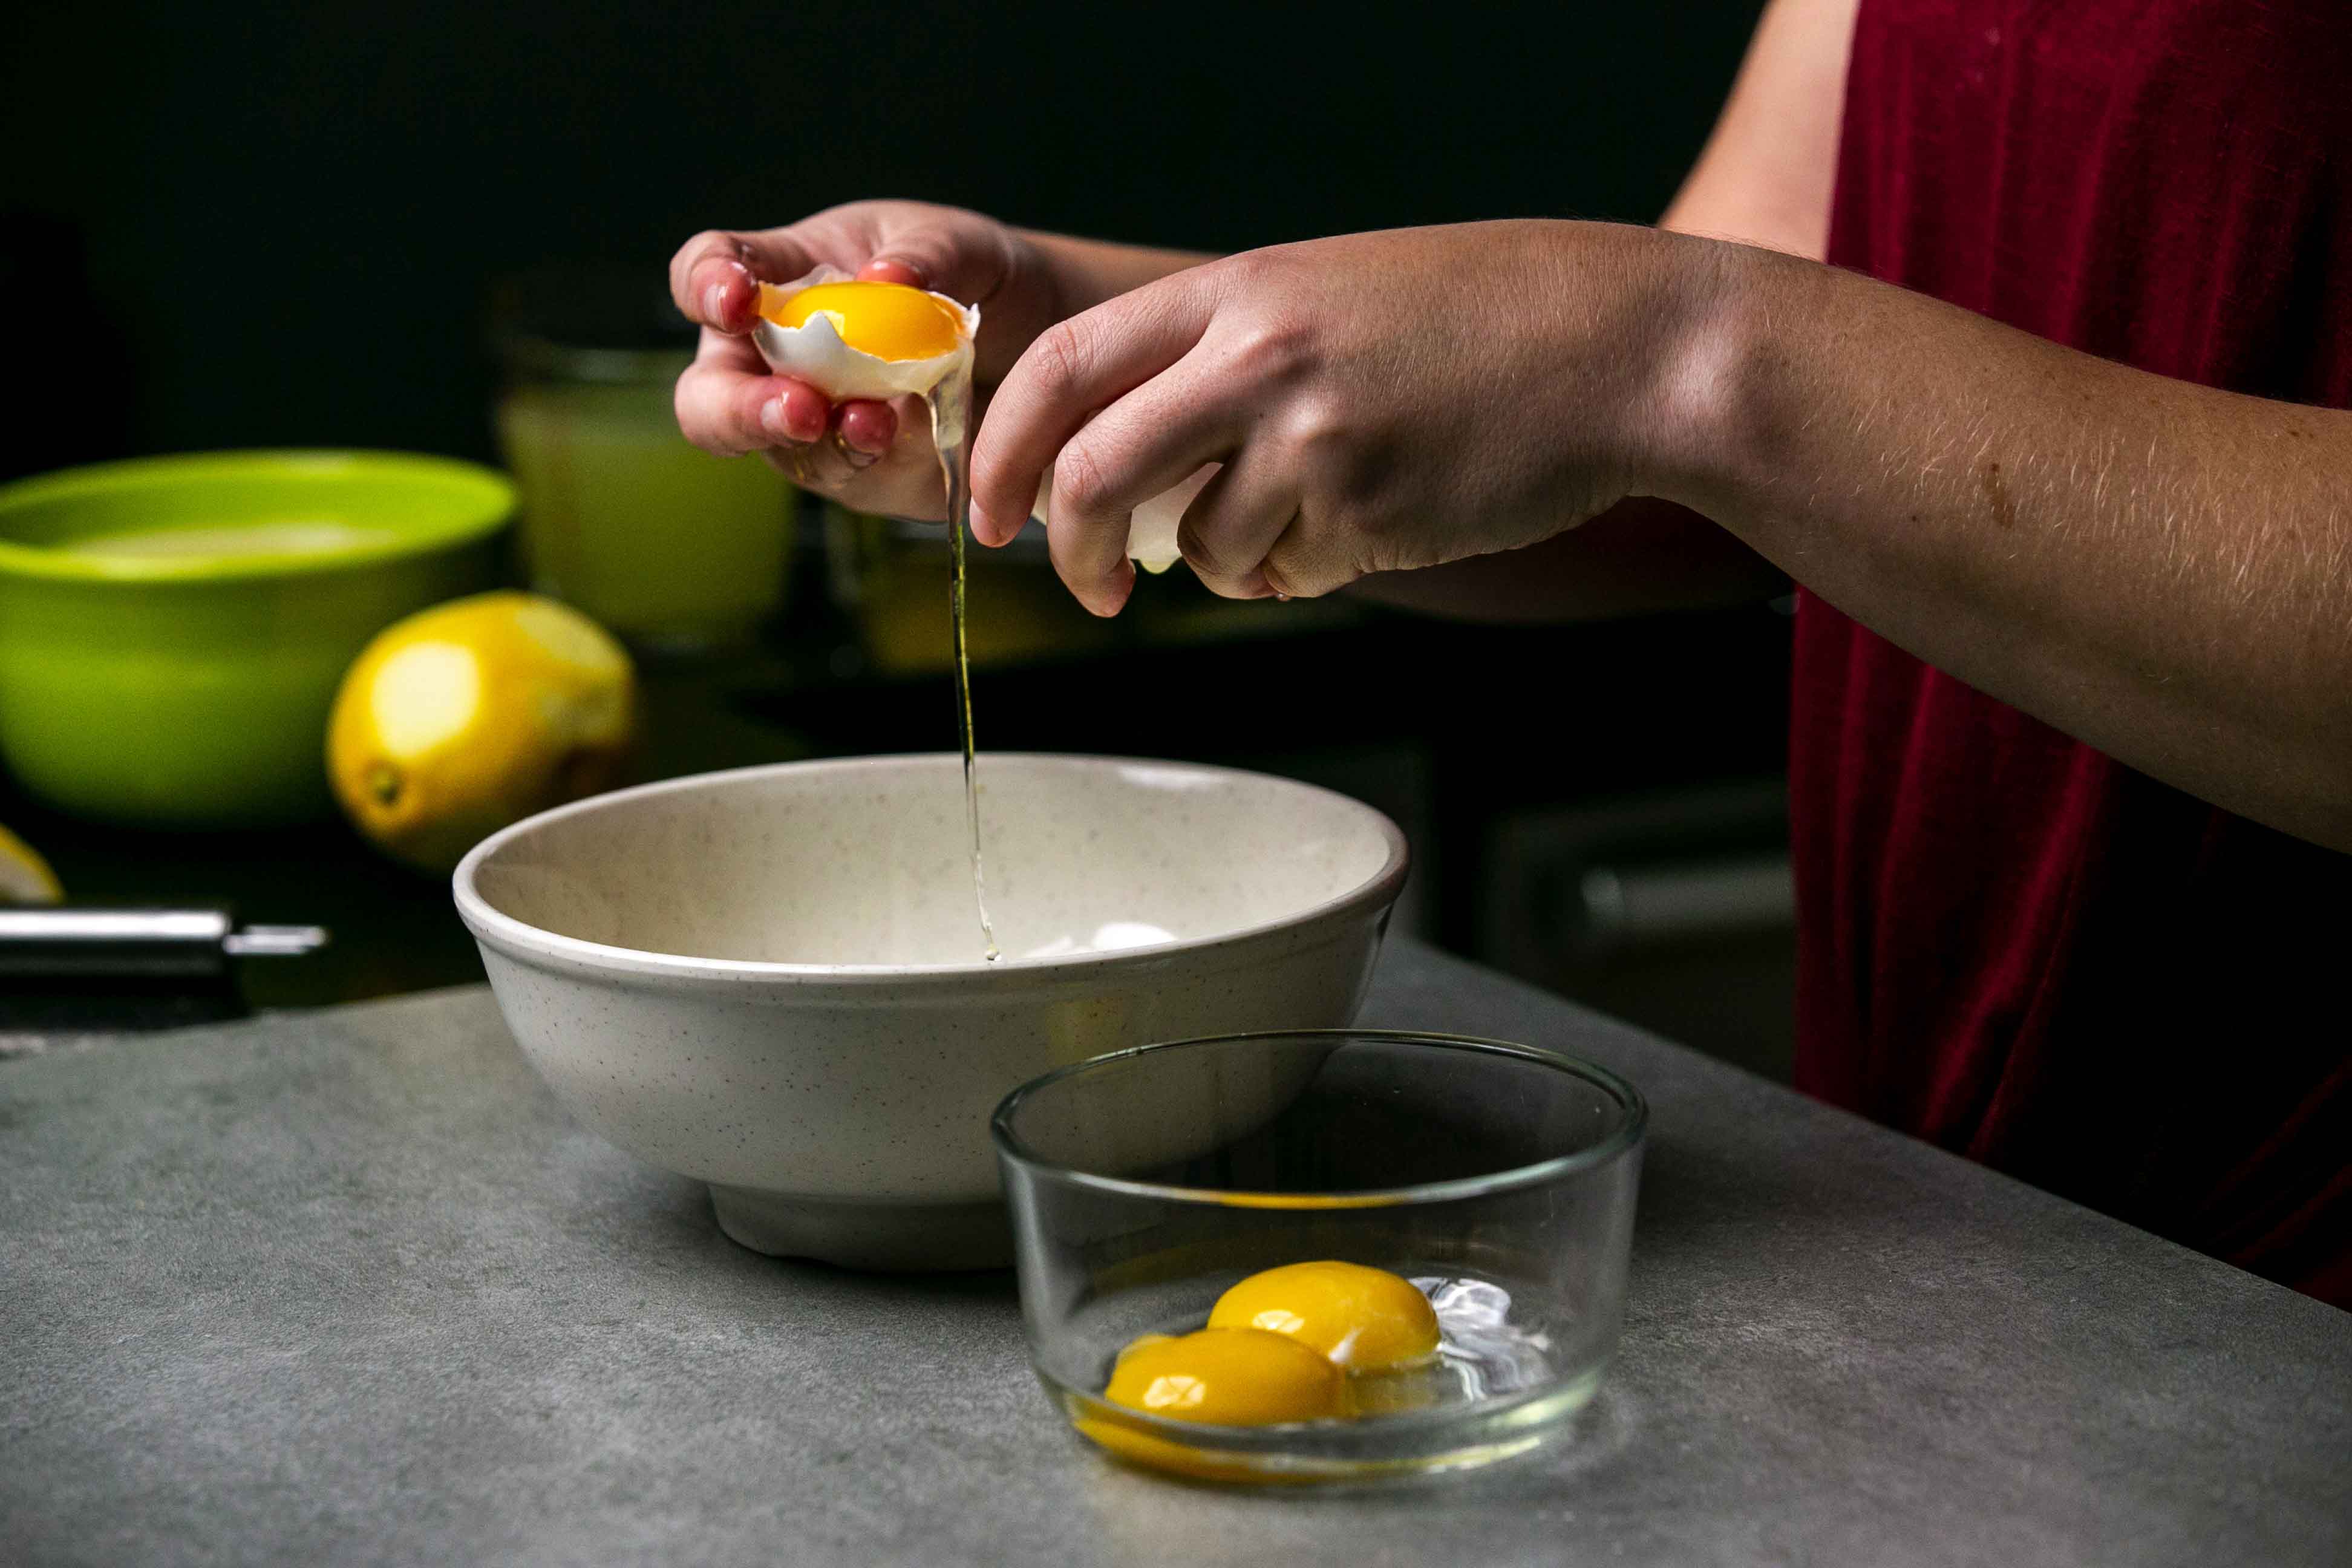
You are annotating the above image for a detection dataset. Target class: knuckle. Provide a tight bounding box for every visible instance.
[1258,549,1300,598]
[1228,313,1318,386]
[674,232,753,313]
[1261,548,1335,601]
[1214,246,1284,295]
[1174,517,1246,580]
[1285,391,1351,454]
[1052,440,1114,517]
[718,384,781,457]
[1270,517,1370,599]
[1028,319,1093,401]
[672,377,730,454]
[1288,399,1391,504]
[678,230,736,278]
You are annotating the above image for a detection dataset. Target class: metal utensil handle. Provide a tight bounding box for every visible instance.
[0,909,328,978]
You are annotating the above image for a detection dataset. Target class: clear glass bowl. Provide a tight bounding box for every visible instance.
[991,1030,1646,1484]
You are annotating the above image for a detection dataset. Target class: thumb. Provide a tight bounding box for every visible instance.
[857,221,1012,308]
[671,227,822,332]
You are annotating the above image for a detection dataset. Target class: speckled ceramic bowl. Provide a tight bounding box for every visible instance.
[452,754,1409,1270]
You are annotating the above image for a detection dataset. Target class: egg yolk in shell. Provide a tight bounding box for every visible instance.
[1206,1261,1440,1371]
[758,280,969,362]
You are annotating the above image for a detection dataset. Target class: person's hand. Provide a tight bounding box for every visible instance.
[967,220,1728,613]
[668,201,1067,520]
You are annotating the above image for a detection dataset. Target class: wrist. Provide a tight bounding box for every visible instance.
[1017,228,1220,317]
[1011,227,1082,321]
[1628,231,1797,517]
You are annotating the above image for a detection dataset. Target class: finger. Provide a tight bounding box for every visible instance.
[1261,510,1368,600]
[835,399,898,457]
[969,279,1216,558]
[858,258,924,287]
[762,429,954,520]
[856,222,1014,304]
[760,438,866,492]
[674,333,829,456]
[670,227,821,333]
[1175,457,1296,599]
[1028,356,1238,613]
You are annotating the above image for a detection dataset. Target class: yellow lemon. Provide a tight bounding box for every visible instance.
[328,592,635,871]
[0,821,63,904]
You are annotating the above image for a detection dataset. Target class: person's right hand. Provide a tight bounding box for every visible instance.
[668,201,1067,520]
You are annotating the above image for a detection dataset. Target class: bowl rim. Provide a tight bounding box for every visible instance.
[990,1029,1649,1207]
[0,449,515,583]
[451,753,1411,987]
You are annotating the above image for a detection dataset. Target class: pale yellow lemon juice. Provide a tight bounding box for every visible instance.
[496,376,795,649]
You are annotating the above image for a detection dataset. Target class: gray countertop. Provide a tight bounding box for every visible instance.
[4,939,2346,1566]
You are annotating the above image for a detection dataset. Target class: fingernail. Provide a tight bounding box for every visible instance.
[773,398,823,442]
[761,398,792,440]
[704,283,729,324]
[837,434,881,471]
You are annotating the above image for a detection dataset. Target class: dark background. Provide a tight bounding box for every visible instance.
[2,1,1800,1074]
[4,0,1760,472]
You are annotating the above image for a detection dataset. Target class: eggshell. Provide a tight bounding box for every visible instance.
[751,268,979,402]
[1034,463,1219,572]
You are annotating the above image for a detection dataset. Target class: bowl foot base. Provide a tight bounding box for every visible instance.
[708,1184,1012,1271]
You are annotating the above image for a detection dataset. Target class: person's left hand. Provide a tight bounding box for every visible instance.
[967,220,1730,615]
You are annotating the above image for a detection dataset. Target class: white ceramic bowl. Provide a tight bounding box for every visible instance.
[453,754,1409,1269]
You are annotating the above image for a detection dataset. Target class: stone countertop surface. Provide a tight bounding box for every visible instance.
[3,939,2345,1567]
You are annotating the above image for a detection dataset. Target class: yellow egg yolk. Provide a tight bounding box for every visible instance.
[1206,1261,1440,1371]
[1101,1328,1348,1425]
[759,280,967,363]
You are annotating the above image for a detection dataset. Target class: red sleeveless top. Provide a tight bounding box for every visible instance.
[1793,0,2352,1304]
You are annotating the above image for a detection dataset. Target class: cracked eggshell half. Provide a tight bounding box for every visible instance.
[751,267,980,402]
[1034,462,1219,573]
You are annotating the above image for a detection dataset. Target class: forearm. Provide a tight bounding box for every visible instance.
[1019,229,1218,315]
[1664,243,2352,849]
[1363,0,1854,626]
[1350,498,1785,622]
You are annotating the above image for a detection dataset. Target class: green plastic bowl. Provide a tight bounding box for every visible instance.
[0,450,514,827]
